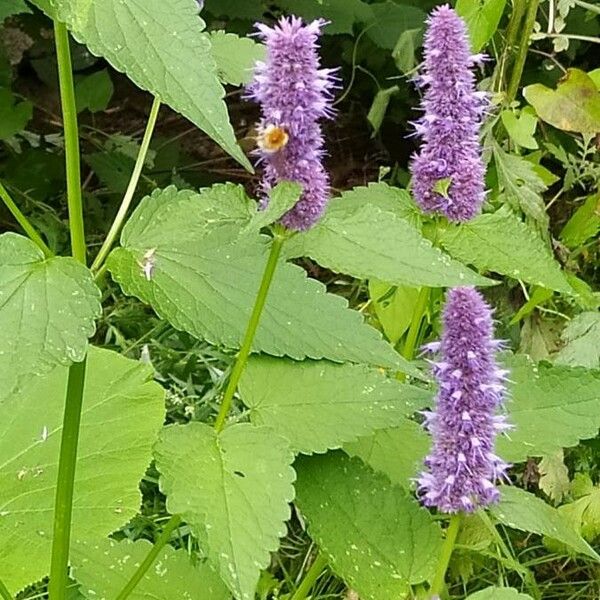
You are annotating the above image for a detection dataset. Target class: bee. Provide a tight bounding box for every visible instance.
[256,123,289,154]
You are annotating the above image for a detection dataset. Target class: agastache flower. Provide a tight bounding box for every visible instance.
[246,16,336,231]
[410,5,487,222]
[418,287,510,513]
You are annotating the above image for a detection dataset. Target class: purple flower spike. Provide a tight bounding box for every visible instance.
[418,287,510,514]
[410,5,487,222]
[246,16,336,231]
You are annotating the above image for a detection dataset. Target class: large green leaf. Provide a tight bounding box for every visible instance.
[498,355,600,462]
[524,69,600,134]
[0,233,101,401]
[238,356,431,454]
[285,189,493,288]
[456,0,507,51]
[208,31,265,86]
[37,0,250,169]
[295,452,442,598]
[107,186,401,368]
[0,347,165,595]
[72,539,229,600]
[465,587,534,600]
[439,206,572,294]
[345,420,430,488]
[555,312,600,369]
[154,423,296,600]
[364,2,427,50]
[491,487,599,560]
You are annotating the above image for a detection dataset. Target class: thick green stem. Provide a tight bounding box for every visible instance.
[115,515,182,600]
[48,359,87,599]
[48,20,88,600]
[506,0,541,103]
[0,181,52,257]
[401,287,430,361]
[214,233,285,432]
[430,513,462,597]
[494,0,526,93]
[91,97,161,273]
[54,21,86,264]
[290,553,328,600]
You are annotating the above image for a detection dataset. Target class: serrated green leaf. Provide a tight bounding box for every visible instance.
[295,452,442,598]
[0,233,101,401]
[493,142,548,229]
[75,68,113,113]
[439,206,571,293]
[244,181,302,232]
[465,587,534,600]
[345,420,430,488]
[456,0,507,51]
[0,0,32,21]
[555,311,600,369]
[208,31,265,86]
[107,186,401,367]
[72,539,229,600]
[0,347,165,595]
[497,355,600,461]
[36,0,250,169]
[239,356,429,454]
[524,69,600,134]
[285,190,494,288]
[154,422,296,600]
[0,88,32,139]
[491,486,599,560]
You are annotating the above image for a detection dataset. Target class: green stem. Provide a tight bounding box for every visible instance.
[573,0,600,15]
[290,553,328,600]
[430,513,462,597]
[0,577,11,600]
[115,515,182,600]
[494,0,526,93]
[214,233,285,433]
[91,97,161,273]
[401,287,430,361]
[506,0,541,103]
[0,181,52,257]
[54,21,86,264]
[48,359,87,599]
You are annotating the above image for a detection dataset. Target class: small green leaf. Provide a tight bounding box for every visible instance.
[154,422,296,600]
[456,0,507,51]
[555,312,600,369]
[493,141,548,229]
[72,539,229,600]
[497,355,600,461]
[285,188,494,288]
[0,233,101,401]
[392,28,422,74]
[432,176,453,199]
[560,192,600,248]
[524,69,600,134]
[244,181,302,232]
[345,420,430,488]
[238,356,429,454]
[538,450,570,504]
[0,88,32,139]
[208,31,265,86]
[295,452,442,598]
[75,68,114,113]
[108,186,401,367]
[368,281,420,344]
[465,587,534,600]
[491,486,599,560]
[439,206,571,293]
[0,347,166,595]
[500,108,538,150]
[367,86,398,137]
[0,0,31,22]
[35,0,251,169]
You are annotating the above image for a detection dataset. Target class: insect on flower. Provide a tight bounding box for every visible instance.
[256,124,289,154]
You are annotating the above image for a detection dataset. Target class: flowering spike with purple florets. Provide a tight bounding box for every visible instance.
[418,287,510,513]
[410,5,488,222]
[246,16,336,231]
